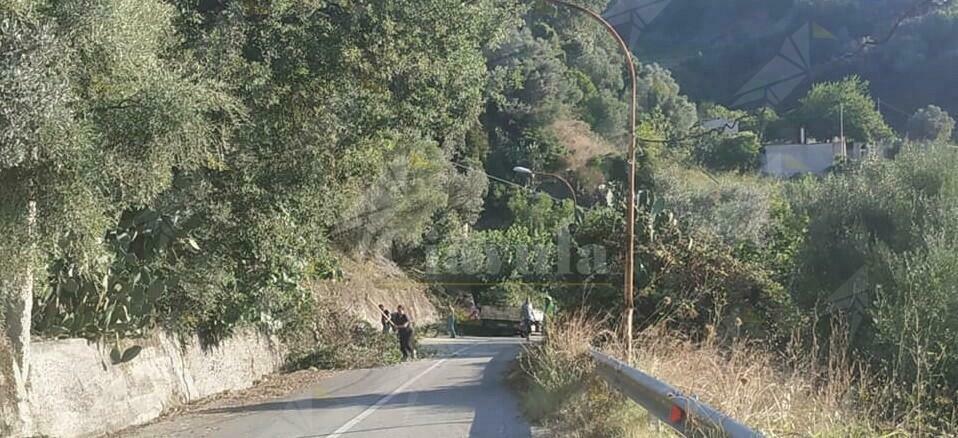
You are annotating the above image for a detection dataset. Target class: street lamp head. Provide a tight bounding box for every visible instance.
[512,166,534,175]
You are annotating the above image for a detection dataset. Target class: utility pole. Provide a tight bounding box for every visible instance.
[840,103,847,157]
[543,0,638,363]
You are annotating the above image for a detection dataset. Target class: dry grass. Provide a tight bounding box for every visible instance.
[551,119,616,172]
[310,256,439,326]
[515,312,650,438]
[630,326,879,437]
[517,315,914,438]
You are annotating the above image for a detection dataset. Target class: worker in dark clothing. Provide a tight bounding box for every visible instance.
[392,305,415,360]
[378,304,392,333]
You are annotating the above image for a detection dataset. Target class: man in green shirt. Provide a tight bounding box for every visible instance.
[543,295,557,336]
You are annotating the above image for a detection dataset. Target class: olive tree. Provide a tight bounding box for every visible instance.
[907,105,955,142]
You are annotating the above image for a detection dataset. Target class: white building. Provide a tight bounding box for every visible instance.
[761,138,873,178]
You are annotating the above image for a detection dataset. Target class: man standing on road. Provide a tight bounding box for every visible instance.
[446,304,458,339]
[520,298,536,338]
[392,305,415,360]
[378,304,392,334]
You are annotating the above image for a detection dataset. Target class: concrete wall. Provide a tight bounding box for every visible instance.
[19,328,285,438]
[0,257,434,437]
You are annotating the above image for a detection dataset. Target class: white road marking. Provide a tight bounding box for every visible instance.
[325,342,479,438]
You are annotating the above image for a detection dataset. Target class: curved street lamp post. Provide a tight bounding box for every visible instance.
[538,0,639,363]
[512,166,579,214]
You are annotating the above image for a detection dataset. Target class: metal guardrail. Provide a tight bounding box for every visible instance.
[590,348,763,438]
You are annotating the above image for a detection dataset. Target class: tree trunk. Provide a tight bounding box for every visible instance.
[0,145,38,435]
[0,227,34,436]
[0,323,29,436]
[3,254,32,381]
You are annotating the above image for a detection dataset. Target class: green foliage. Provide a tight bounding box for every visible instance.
[657,166,780,246]
[1,1,223,281]
[788,145,958,308]
[636,63,697,138]
[426,192,573,305]
[514,313,647,437]
[791,76,893,144]
[907,105,955,142]
[5,0,523,342]
[580,88,628,139]
[871,232,958,428]
[507,193,575,236]
[697,131,762,171]
[627,0,956,135]
[431,224,557,287]
[2,1,231,342]
[32,209,178,339]
[785,145,958,428]
[282,294,402,371]
[334,133,449,256]
[284,330,400,371]
[483,29,581,176]
[743,106,782,142]
[487,29,578,129]
[693,103,764,171]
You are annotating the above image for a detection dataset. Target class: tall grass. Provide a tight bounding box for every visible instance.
[514,312,649,438]
[514,313,944,437]
[630,325,878,437]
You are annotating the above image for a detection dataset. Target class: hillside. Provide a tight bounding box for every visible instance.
[623,0,958,128]
[311,257,438,327]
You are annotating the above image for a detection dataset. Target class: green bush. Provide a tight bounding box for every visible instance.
[284,325,401,371]
[787,144,958,430]
[696,132,762,172]
[282,295,402,371]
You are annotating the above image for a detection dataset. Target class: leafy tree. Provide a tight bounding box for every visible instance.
[581,88,629,140]
[486,29,579,129]
[1,0,228,342]
[791,76,893,144]
[6,0,525,342]
[742,106,781,142]
[507,193,575,236]
[785,145,958,428]
[703,132,762,171]
[636,63,698,138]
[657,166,779,246]
[333,133,449,257]
[907,105,955,142]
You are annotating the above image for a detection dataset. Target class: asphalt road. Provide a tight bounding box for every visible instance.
[122,337,533,438]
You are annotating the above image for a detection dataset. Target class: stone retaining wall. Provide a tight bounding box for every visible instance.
[16,328,284,438]
[1,257,433,437]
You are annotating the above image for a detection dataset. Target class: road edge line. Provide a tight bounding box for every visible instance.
[325,342,477,438]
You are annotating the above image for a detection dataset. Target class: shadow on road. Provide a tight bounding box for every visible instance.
[200,338,531,438]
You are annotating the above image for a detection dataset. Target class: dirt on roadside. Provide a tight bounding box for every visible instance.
[105,368,338,437]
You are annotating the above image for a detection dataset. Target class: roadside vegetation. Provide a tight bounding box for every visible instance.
[517,314,953,437]
[2,0,958,435]
[516,142,958,437]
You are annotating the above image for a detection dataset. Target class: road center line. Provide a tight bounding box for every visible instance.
[325,342,479,438]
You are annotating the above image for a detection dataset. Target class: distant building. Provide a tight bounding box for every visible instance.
[761,139,872,177]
